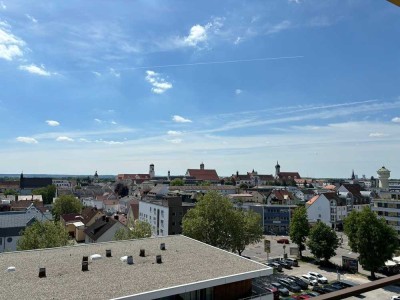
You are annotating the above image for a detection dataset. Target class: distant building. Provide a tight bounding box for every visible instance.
[139,196,194,236]
[377,166,391,189]
[19,173,52,194]
[274,161,301,181]
[372,191,400,235]
[84,215,125,243]
[186,162,220,183]
[52,179,72,190]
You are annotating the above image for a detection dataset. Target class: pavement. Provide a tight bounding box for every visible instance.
[242,234,400,300]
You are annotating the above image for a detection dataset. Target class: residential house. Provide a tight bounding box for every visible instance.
[127,200,139,227]
[60,213,84,238]
[169,185,237,196]
[0,180,19,193]
[0,235,272,300]
[372,191,400,235]
[84,215,126,243]
[0,207,52,252]
[81,206,104,227]
[306,192,347,230]
[266,189,297,205]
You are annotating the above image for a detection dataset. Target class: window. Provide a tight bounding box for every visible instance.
[150,207,152,212]
[172,221,176,226]
[172,212,176,216]
[7,237,12,243]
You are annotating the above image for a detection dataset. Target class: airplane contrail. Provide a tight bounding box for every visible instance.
[119,55,304,71]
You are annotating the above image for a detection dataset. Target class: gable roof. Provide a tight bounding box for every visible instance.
[186,169,219,181]
[0,211,38,237]
[84,216,118,241]
[258,175,274,181]
[278,172,301,179]
[60,213,83,223]
[81,207,103,225]
[306,195,319,206]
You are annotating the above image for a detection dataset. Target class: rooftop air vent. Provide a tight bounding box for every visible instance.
[139,249,145,257]
[127,256,134,265]
[38,267,46,278]
[82,256,89,262]
[120,256,128,262]
[90,254,102,261]
[160,243,166,250]
[156,255,162,264]
[7,266,16,272]
[106,249,112,257]
[82,261,89,272]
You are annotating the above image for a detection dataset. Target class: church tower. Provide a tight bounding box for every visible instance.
[149,163,155,178]
[275,161,281,178]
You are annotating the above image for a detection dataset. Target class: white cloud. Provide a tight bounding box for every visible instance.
[172,115,192,123]
[145,70,172,94]
[16,137,38,144]
[111,121,117,125]
[0,23,25,61]
[183,24,209,46]
[235,89,242,95]
[56,136,74,142]
[267,20,291,34]
[25,14,38,23]
[234,37,242,45]
[110,68,120,77]
[168,138,182,144]
[19,64,52,76]
[1,1,6,9]
[94,118,102,123]
[289,0,301,3]
[79,138,91,143]
[369,133,388,137]
[392,117,400,123]
[46,120,60,127]
[167,130,182,136]
[92,71,101,77]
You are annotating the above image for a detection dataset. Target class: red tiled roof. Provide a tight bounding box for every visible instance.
[10,201,44,210]
[259,175,274,181]
[104,200,119,206]
[271,190,294,201]
[306,195,319,205]
[61,213,83,222]
[186,169,219,181]
[117,174,150,180]
[278,172,301,179]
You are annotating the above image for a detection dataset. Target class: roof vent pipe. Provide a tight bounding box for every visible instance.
[156,255,162,264]
[38,267,46,278]
[160,243,166,250]
[82,261,89,272]
[127,255,134,265]
[82,256,88,262]
[140,249,145,257]
[106,249,112,257]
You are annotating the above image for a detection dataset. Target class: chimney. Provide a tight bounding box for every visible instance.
[38,267,46,278]
[127,256,134,265]
[160,243,166,250]
[139,249,145,257]
[156,255,162,264]
[106,249,112,257]
[236,171,239,177]
[82,261,89,272]
[114,215,119,221]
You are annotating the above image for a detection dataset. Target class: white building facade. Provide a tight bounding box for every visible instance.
[139,201,169,237]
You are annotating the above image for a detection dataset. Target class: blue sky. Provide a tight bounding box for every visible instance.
[1,0,400,178]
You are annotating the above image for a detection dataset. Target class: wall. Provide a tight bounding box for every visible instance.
[307,195,331,227]
[213,279,253,300]
[0,235,20,252]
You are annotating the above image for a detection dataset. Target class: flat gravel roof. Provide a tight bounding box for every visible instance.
[0,235,270,300]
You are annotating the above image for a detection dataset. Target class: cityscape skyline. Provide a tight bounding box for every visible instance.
[1,1,399,177]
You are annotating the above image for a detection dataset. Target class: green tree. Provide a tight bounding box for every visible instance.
[231,209,263,255]
[114,183,129,197]
[307,221,339,263]
[33,185,57,205]
[182,191,263,254]
[170,178,184,186]
[17,221,69,250]
[52,195,82,221]
[4,189,18,197]
[344,207,398,278]
[199,181,211,186]
[289,206,309,257]
[114,220,152,240]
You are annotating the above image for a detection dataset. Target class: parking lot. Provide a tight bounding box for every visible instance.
[243,235,400,299]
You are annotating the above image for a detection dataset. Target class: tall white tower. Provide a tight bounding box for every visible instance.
[377,166,390,189]
[149,163,155,178]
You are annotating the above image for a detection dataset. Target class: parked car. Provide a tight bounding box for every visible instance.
[271,282,290,297]
[288,275,308,290]
[312,286,327,294]
[294,295,311,300]
[390,296,400,300]
[278,278,302,293]
[322,285,339,293]
[277,238,290,244]
[277,260,292,269]
[305,291,320,297]
[286,258,299,267]
[308,271,328,284]
[301,274,318,286]
[264,286,280,300]
[267,262,283,272]
[330,281,347,290]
